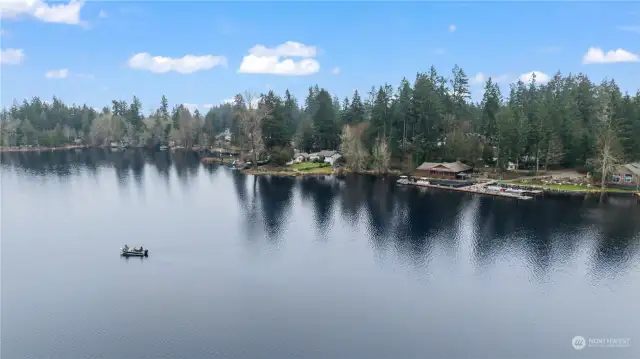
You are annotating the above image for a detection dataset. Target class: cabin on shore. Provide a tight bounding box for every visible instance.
[413,161,473,180]
[608,162,640,189]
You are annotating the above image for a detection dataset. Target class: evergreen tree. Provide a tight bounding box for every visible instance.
[312,89,338,150]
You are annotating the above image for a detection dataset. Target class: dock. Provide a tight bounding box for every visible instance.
[397,176,537,200]
[418,182,533,200]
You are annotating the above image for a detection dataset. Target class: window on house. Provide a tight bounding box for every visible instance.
[624,174,633,183]
[612,175,621,183]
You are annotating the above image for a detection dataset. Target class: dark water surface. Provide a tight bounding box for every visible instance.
[2,149,639,359]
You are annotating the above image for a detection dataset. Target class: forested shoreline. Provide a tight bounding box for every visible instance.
[2,65,639,177]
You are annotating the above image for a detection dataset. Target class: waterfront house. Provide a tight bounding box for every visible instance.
[294,152,310,163]
[609,162,640,188]
[214,129,232,146]
[413,161,473,180]
[507,162,517,171]
[317,150,342,165]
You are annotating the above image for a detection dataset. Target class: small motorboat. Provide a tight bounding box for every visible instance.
[121,245,148,257]
[396,175,410,185]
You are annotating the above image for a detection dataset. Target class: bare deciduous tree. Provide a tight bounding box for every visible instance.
[89,113,124,146]
[234,91,269,168]
[339,123,368,172]
[1,119,19,146]
[593,98,622,192]
[142,114,169,147]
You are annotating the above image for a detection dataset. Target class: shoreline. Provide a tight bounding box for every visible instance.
[6,147,637,198]
[501,182,638,195]
[240,166,403,177]
[399,176,638,198]
[241,168,334,177]
[0,145,90,153]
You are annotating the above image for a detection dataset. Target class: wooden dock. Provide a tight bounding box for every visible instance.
[398,178,536,200]
[418,183,533,200]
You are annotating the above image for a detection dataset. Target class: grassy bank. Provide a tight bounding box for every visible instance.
[241,162,404,177]
[241,162,334,176]
[201,157,236,164]
[501,181,638,194]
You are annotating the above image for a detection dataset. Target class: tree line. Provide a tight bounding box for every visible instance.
[2,64,639,176]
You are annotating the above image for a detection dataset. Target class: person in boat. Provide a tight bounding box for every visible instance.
[124,244,129,251]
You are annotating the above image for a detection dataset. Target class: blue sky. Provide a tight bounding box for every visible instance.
[1,1,639,114]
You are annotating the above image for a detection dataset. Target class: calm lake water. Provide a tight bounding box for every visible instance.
[2,149,639,359]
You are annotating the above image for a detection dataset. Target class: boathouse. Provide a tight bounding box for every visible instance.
[414,161,473,180]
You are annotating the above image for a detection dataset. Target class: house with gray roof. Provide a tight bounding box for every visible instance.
[309,150,342,165]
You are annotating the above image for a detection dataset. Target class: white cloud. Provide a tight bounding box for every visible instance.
[434,48,446,55]
[471,72,511,84]
[98,9,107,18]
[0,0,86,26]
[331,67,340,74]
[238,41,320,76]
[519,71,550,84]
[618,25,640,34]
[0,48,25,65]
[45,69,69,79]
[449,24,456,32]
[239,56,319,75]
[183,103,214,112]
[582,47,639,64]
[249,41,317,58]
[128,52,227,74]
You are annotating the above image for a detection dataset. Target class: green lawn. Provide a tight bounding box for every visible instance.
[502,181,638,193]
[289,162,331,171]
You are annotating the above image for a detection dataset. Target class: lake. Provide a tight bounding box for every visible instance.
[2,149,639,359]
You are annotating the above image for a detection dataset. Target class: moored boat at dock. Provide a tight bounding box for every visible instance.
[396,175,410,185]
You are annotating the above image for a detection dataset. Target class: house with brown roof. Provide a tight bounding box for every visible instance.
[608,162,640,188]
[414,161,473,180]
